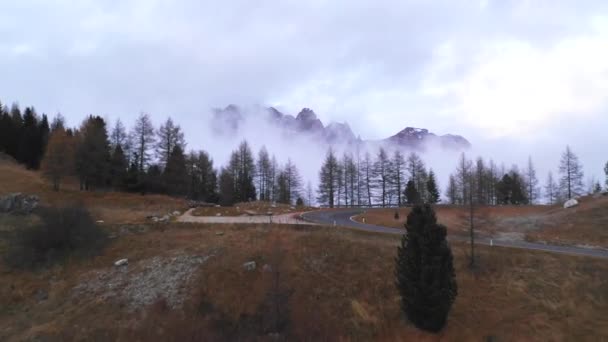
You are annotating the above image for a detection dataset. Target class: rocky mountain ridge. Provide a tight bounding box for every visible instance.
[211,105,471,150]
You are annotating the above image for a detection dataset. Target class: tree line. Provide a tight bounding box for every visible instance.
[0,102,306,206]
[317,144,601,208]
[317,147,440,208]
[1,99,605,207]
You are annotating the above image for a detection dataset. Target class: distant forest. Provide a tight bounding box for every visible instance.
[0,99,605,207]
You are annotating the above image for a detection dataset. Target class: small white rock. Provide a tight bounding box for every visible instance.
[96,220,104,224]
[114,259,128,267]
[243,261,256,271]
[216,213,222,217]
[172,211,181,216]
[564,198,579,209]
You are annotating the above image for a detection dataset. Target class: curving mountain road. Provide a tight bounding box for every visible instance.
[302,209,608,259]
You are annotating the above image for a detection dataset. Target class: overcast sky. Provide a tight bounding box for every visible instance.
[1,0,607,184]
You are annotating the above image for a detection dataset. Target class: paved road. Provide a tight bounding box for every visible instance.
[302,209,608,259]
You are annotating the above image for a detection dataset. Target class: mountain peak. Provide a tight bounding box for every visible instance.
[296,108,318,121]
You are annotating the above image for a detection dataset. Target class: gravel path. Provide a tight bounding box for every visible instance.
[177,208,315,225]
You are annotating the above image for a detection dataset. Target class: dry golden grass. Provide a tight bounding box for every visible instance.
[355,201,608,248]
[1,222,606,341]
[0,160,187,224]
[191,201,315,216]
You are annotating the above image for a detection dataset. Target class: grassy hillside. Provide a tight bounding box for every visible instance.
[1,224,606,340]
[355,199,608,248]
[0,159,187,224]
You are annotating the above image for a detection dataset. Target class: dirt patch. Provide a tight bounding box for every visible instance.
[72,253,215,311]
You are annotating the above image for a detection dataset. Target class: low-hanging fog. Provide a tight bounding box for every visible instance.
[1,0,607,203]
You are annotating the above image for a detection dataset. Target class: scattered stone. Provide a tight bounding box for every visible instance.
[0,193,39,214]
[35,289,48,302]
[564,198,579,209]
[262,264,272,273]
[73,254,213,311]
[243,261,256,271]
[215,231,224,236]
[114,259,128,267]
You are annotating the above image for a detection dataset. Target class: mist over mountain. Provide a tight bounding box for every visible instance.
[211,105,471,151]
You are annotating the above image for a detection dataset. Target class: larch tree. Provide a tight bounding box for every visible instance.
[41,128,75,191]
[156,117,185,168]
[317,147,339,208]
[110,119,127,150]
[525,156,540,204]
[374,147,391,207]
[407,152,428,201]
[286,159,303,205]
[257,146,271,201]
[604,161,608,189]
[455,153,472,206]
[361,151,374,207]
[228,140,256,202]
[446,175,459,205]
[131,113,155,174]
[392,150,406,207]
[544,171,559,205]
[558,146,584,199]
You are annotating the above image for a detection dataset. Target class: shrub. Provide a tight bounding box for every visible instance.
[296,197,304,207]
[395,204,457,332]
[5,205,108,269]
[394,211,400,220]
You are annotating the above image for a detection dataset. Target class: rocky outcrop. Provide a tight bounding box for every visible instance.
[211,105,471,150]
[385,127,471,150]
[0,193,39,214]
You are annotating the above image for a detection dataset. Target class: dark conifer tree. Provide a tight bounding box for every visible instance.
[75,116,111,190]
[18,107,40,168]
[426,169,440,204]
[163,145,188,196]
[110,144,128,190]
[404,180,421,205]
[219,167,236,206]
[395,204,457,332]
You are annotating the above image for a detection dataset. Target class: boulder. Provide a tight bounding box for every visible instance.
[0,193,39,214]
[243,261,256,271]
[563,198,579,209]
[114,259,128,267]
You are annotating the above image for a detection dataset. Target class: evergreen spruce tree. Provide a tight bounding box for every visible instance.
[395,204,457,332]
[404,180,421,205]
[426,169,440,204]
[163,145,188,196]
[110,144,128,190]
